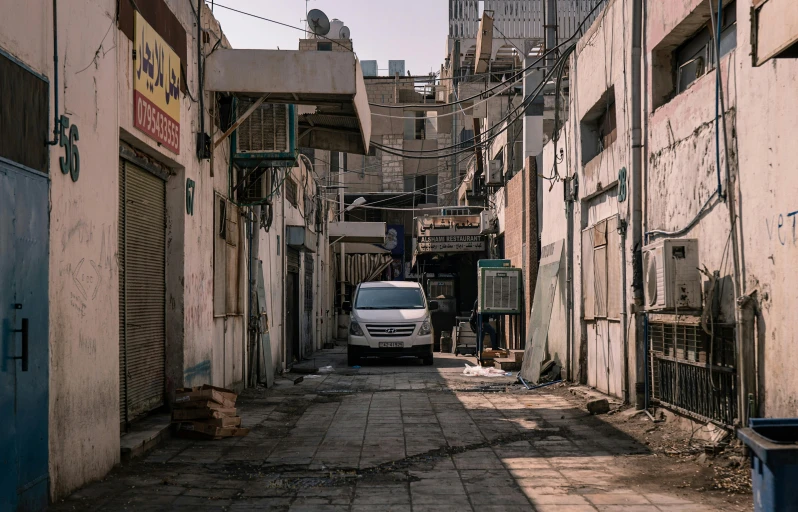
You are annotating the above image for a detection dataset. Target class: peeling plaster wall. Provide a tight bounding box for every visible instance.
[0,0,241,498]
[570,0,635,397]
[735,3,798,417]
[40,0,121,498]
[645,7,739,323]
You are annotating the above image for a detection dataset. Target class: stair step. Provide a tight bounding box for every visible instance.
[494,358,521,371]
[509,350,525,363]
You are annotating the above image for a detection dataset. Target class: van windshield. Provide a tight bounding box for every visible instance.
[355,287,426,310]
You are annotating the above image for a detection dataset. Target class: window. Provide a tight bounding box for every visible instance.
[404,174,438,204]
[674,2,737,94]
[582,216,621,320]
[317,42,332,51]
[286,178,298,207]
[214,195,241,316]
[404,111,426,140]
[354,287,425,309]
[581,87,616,165]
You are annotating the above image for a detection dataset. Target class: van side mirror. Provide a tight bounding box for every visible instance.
[342,301,352,313]
[428,300,439,311]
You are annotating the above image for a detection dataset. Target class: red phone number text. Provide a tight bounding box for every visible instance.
[135,92,180,153]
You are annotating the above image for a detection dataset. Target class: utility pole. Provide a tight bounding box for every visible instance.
[545,0,558,72]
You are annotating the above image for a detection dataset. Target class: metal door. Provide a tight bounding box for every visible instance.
[119,159,166,426]
[0,162,50,511]
[285,272,299,365]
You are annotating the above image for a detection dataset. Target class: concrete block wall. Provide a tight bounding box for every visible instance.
[380,134,404,193]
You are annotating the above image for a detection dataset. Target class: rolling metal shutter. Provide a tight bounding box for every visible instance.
[119,159,166,425]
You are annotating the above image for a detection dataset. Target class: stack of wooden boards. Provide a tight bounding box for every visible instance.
[481,349,525,371]
[172,385,249,439]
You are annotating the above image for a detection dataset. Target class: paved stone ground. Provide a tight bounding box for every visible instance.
[51,348,750,511]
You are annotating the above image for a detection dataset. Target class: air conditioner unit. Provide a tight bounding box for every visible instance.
[486,159,503,185]
[643,238,701,311]
[480,210,498,234]
[236,167,273,204]
[233,99,297,167]
[478,266,522,314]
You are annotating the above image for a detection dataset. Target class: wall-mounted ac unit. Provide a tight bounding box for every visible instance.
[478,266,522,314]
[480,210,498,234]
[486,159,503,185]
[643,238,701,311]
[233,99,297,168]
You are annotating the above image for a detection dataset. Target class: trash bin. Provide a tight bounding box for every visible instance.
[737,418,798,511]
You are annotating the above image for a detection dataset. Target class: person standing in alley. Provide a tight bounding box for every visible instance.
[470,299,499,350]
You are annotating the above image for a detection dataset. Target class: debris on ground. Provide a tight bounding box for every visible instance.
[172,385,249,439]
[587,398,610,415]
[318,366,335,373]
[462,364,511,377]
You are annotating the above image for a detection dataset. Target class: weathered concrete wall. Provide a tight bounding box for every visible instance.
[0,0,243,498]
[37,0,122,498]
[735,3,798,417]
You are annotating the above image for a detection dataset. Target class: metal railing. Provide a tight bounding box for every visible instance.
[649,320,738,426]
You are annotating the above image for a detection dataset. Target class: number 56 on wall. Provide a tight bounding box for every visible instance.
[58,115,80,182]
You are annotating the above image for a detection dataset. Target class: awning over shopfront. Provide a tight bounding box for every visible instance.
[204,49,371,154]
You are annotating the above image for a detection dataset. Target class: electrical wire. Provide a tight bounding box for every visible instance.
[370,0,607,110]
[372,52,569,160]
[212,3,355,53]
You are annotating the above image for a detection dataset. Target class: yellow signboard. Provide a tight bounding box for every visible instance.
[134,11,181,153]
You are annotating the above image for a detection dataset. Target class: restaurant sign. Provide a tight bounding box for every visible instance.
[416,215,485,253]
[134,11,180,153]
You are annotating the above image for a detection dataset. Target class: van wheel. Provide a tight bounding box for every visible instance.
[422,353,434,366]
[347,346,360,366]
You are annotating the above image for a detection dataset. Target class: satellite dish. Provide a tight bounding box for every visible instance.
[339,25,351,39]
[307,9,330,36]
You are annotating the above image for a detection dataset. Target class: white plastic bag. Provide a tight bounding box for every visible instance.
[463,364,508,377]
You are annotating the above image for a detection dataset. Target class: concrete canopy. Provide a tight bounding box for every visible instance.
[204,49,371,154]
[329,222,386,244]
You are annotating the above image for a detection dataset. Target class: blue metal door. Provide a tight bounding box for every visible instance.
[0,161,50,511]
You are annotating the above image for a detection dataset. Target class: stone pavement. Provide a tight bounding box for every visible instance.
[51,348,746,511]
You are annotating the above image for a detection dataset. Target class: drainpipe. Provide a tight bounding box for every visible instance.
[631,0,646,409]
[48,0,60,145]
[281,175,287,371]
[338,152,345,340]
[737,294,756,423]
[545,0,557,72]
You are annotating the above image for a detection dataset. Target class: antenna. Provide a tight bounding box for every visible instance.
[339,25,351,40]
[307,9,330,37]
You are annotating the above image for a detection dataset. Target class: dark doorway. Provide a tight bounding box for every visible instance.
[285,271,300,366]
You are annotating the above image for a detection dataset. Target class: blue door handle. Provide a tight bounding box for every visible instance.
[13,318,29,371]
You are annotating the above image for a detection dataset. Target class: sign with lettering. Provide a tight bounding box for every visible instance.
[134,11,180,153]
[417,235,485,253]
[415,215,484,253]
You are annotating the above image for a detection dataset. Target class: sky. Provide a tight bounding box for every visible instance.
[210,0,450,76]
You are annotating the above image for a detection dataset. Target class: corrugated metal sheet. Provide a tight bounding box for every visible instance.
[119,160,166,423]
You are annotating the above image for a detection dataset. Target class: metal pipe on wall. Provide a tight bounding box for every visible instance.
[48,0,59,145]
[631,0,646,409]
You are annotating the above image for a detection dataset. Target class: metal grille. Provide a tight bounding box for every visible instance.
[286,178,298,207]
[119,159,166,424]
[483,269,520,312]
[649,320,737,425]
[236,100,288,153]
[366,324,416,338]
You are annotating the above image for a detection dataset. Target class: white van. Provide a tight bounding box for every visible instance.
[343,281,439,366]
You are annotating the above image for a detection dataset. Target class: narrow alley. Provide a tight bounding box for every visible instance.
[53,348,748,512]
